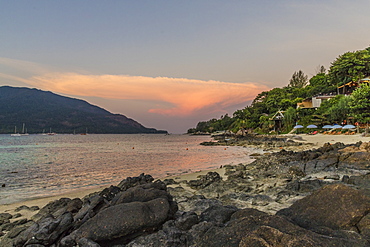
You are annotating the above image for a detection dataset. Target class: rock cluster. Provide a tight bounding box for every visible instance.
[201,134,310,151]
[0,174,177,246]
[1,141,370,246]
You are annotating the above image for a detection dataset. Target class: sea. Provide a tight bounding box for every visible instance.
[0,134,260,205]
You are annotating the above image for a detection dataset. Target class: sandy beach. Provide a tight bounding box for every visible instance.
[1,133,369,222]
[291,132,370,146]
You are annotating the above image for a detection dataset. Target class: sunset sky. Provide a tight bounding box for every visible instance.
[1,1,370,133]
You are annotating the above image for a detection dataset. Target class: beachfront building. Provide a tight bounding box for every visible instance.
[297,94,336,109]
[269,110,285,132]
[297,76,370,109]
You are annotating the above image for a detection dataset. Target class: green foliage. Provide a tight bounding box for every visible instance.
[190,47,370,134]
[349,84,370,123]
[326,95,351,123]
[288,70,308,88]
[306,73,335,95]
[328,49,370,86]
[283,107,297,130]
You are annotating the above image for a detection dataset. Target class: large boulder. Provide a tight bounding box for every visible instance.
[192,208,368,247]
[110,181,170,206]
[63,197,173,245]
[277,184,370,232]
[116,173,154,191]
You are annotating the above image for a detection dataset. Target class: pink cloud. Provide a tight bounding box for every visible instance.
[26,73,269,116]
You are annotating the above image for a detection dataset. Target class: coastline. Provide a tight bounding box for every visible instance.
[2,133,369,220]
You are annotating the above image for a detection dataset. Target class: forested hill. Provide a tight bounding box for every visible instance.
[189,46,370,134]
[0,86,167,134]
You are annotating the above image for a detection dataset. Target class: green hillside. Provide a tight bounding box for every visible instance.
[189,46,370,134]
[0,86,167,134]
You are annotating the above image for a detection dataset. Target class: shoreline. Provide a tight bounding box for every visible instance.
[1,133,369,220]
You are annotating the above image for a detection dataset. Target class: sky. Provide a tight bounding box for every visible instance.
[1,1,370,133]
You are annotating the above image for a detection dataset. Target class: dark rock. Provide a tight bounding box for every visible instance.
[32,198,82,222]
[175,211,199,231]
[12,213,22,219]
[15,205,30,212]
[126,230,168,247]
[358,213,370,239]
[110,182,173,206]
[162,178,178,185]
[288,166,306,177]
[72,195,107,230]
[342,175,350,183]
[77,237,101,247]
[116,173,154,191]
[230,208,267,220]
[65,198,174,245]
[226,170,246,180]
[0,213,12,225]
[251,194,273,206]
[339,152,370,170]
[126,219,193,247]
[347,174,370,189]
[29,206,40,211]
[162,220,192,246]
[200,205,238,225]
[235,164,246,171]
[187,172,222,189]
[185,197,223,215]
[286,179,326,193]
[1,218,28,231]
[19,212,73,246]
[5,221,34,239]
[324,174,341,180]
[98,185,121,201]
[277,184,370,232]
[192,207,369,246]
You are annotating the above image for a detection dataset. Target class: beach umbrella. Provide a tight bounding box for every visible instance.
[294,125,304,129]
[306,124,318,128]
[331,125,342,129]
[342,124,356,129]
[322,125,333,129]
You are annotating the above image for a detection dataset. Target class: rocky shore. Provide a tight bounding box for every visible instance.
[1,138,370,246]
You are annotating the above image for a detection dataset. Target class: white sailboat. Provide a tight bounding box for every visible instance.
[21,123,29,136]
[48,127,56,135]
[11,126,21,137]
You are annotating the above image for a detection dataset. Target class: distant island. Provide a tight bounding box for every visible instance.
[0,86,167,134]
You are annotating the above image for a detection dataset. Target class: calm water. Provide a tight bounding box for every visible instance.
[0,134,258,204]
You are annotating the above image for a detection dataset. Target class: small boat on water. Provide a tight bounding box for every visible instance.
[47,127,56,135]
[21,123,29,136]
[11,126,21,137]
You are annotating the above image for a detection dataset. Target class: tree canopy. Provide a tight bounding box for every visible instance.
[189,47,370,134]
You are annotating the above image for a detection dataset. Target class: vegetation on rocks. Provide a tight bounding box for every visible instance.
[189,47,370,134]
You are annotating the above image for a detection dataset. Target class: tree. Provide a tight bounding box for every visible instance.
[315,65,326,75]
[326,95,351,123]
[349,84,370,124]
[289,70,308,88]
[283,107,297,130]
[328,49,370,87]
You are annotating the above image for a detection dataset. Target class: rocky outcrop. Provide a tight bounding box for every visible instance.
[127,188,370,246]
[0,173,177,247]
[277,184,370,232]
[2,141,370,246]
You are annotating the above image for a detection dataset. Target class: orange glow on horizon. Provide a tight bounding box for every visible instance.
[24,73,269,116]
